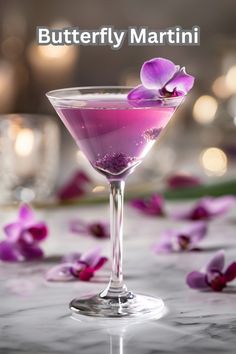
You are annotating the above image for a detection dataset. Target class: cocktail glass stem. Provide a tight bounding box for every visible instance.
[101,180,128,298]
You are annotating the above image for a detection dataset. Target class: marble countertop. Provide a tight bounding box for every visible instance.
[1,203,236,354]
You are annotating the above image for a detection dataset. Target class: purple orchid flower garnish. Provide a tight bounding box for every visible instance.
[46,247,108,282]
[153,221,207,253]
[0,204,48,262]
[70,219,109,239]
[186,250,236,292]
[128,57,194,102]
[166,174,202,189]
[130,194,165,216]
[172,196,236,221]
[57,170,91,201]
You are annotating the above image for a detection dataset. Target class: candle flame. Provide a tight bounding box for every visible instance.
[15,128,35,156]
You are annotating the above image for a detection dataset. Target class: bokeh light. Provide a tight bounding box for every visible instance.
[38,45,71,59]
[27,41,78,84]
[212,75,232,99]
[226,65,236,94]
[92,185,106,193]
[200,147,227,176]
[193,95,218,124]
[14,128,35,156]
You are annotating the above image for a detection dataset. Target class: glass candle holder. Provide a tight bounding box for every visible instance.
[0,114,60,204]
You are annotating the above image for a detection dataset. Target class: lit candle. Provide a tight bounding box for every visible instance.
[12,126,38,177]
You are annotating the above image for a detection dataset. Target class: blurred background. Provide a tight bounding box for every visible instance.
[0,0,236,204]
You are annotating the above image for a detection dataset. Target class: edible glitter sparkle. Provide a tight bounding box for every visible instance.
[95,152,136,174]
[143,128,162,141]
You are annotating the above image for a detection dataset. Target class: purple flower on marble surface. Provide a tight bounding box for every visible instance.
[95,152,136,175]
[166,174,202,189]
[153,221,207,253]
[186,250,236,292]
[46,247,108,282]
[57,170,91,201]
[172,196,236,221]
[0,204,48,262]
[70,219,109,239]
[128,57,195,102]
[130,194,165,216]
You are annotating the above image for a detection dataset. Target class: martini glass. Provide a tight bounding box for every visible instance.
[46,87,183,318]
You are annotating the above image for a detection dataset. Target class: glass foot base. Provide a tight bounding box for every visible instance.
[70,292,165,318]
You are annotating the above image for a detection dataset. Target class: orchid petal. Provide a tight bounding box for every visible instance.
[207,272,226,292]
[69,219,87,234]
[79,247,103,268]
[165,67,195,95]
[127,85,157,100]
[57,171,91,201]
[201,196,236,217]
[152,240,173,253]
[26,223,48,242]
[153,229,175,253]
[186,271,208,289]
[181,221,207,244]
[93,256,108,270]
[46,263,74,281]
[172,203,210,221]
[3,222,21,242]
[70,219,109,239]
[130,194,164,216]
[79,267,94,281]
[141,58,176,90]
[0,241,23,262]
[88,222,109,239]
[224,262,236,282]
[167,174,201,189]
[20,246,44,260]
[19,204,34,223]
[206,250,225,273]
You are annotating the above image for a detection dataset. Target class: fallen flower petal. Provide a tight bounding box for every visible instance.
[172,196,236,221]
[70,219,109,239]
[0,241,23,262]
[166,174,202,189]
[224,262,236,282]
[186,271,208,290]
[57,170,91,201]
[0,204,48,262]
[153,221,207,253]
[130,194,165,216]
[206,250,225,273]
[46,247,108,282]
[45,263,74,282]
[186,250,236,292]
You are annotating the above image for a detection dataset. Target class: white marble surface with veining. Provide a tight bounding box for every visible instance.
[1,203,236,354]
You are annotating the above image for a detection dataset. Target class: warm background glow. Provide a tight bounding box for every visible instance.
[200,147,228,176]
[193,95,218,124]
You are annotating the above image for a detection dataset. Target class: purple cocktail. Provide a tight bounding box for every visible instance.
[55,94,176,179]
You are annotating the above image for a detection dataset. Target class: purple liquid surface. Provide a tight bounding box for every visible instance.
[55,94,177,179]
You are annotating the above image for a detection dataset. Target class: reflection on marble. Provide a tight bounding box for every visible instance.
[0,204,236,353]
